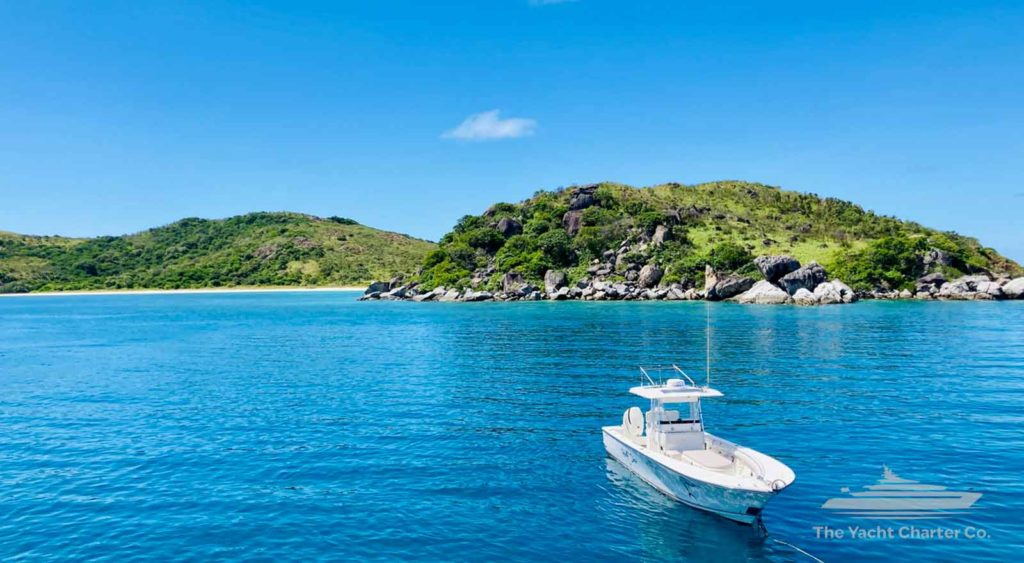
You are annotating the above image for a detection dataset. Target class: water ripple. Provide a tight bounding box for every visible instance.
[1,295,1021,560]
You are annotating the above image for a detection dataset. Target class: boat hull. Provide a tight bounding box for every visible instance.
[603,429,775,525]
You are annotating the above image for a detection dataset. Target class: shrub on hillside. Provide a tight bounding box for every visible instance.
[829,234,927,290]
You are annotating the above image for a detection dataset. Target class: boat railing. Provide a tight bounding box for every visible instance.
[638,365,699,389]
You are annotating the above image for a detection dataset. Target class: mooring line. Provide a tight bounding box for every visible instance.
[769,537,825,563]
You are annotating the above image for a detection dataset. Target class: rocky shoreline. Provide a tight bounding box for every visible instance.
[361,254,1024,305]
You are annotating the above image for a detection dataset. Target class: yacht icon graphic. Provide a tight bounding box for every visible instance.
[821,467,981,520]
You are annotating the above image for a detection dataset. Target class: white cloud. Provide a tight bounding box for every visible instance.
[441,110,538,141]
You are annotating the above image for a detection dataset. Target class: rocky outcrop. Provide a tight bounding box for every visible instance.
[814,281,847,304]
[462,290,494,302]
[779,262,827,295]
[915,273,946,295]
[713,277,755,300]
[733,281,791,304]
[704,265,755,301]
[792,288,818,305]
[568,185,598,210]
[922,248,954,269]
[496,217,522,237]
[754,255,801,284]
[704,265,718,293]
[830,279,858,303]
[651,225,672,245]
[562,210,583,236]
[438,289,461,302]
[638,264,664,289]
[1003,277,1024,299]
[502,272,525,293]
[360,255,1020,305]
[544,270,567,294]
[936,274,1001,300]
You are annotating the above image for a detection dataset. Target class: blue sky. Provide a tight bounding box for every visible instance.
[1,1,1022,260]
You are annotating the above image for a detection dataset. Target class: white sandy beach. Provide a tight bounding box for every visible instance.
[0,286,367,298]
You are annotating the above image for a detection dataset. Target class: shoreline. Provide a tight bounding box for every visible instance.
[0,286,367,298]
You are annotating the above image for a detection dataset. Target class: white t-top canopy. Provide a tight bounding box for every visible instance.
[629,381,723,402]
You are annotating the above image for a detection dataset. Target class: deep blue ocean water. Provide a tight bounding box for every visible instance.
[1,292,1022,561]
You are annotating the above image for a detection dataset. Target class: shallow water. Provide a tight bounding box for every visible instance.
[1,293,1022,561]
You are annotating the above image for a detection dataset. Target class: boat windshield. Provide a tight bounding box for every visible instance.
[658,402,701,424]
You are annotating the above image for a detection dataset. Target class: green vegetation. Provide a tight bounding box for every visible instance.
[414,181,1021,291]
[4,181,1016,295]
[0,212,435,293]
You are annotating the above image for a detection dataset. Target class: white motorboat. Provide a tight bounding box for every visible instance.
[602,365,795,524]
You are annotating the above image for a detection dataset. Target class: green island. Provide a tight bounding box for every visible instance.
[3,181,1022,302]
[0,212,434,293]
[365,181,1023,304]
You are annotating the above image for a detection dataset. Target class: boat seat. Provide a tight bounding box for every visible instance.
[682,449,733,470]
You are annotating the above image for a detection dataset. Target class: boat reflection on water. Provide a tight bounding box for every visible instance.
[602,458,772,561]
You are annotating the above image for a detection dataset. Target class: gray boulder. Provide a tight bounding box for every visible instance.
[365,281,389,294]
[562,210,583,236]
[462,290,493,302]
[652,225,672,245]
[544,270,567,294]
[502,271,525,293]
[830,279,858,303]
[938,274,993,300]
[638,265,664,288]
[549,286,570,301]
[1003,277,1024,299]
[918,272,947,287]
[976,280,1004,299]
[754,255,801,284]
[811,281,857,305]
[412,290,438,302]
[384,285,410,299]
[704,264,719,293]
[813,283,843,304]
[733,280,792,304]
[916,273,947,294]
[792,288,818,305]
[496,217,522,237]
[438,289,461,302]
[708,276,757,302]
[779,261,827,295]
[568,185,598,210]
[922,248,954,269]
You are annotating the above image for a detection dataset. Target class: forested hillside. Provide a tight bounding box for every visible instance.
[414,181,1019,292]
[0,212,434,293]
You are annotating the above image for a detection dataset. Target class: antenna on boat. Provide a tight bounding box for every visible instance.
[705,299,711,388]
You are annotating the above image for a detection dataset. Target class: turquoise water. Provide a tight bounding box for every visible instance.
[1,293,1022,561]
